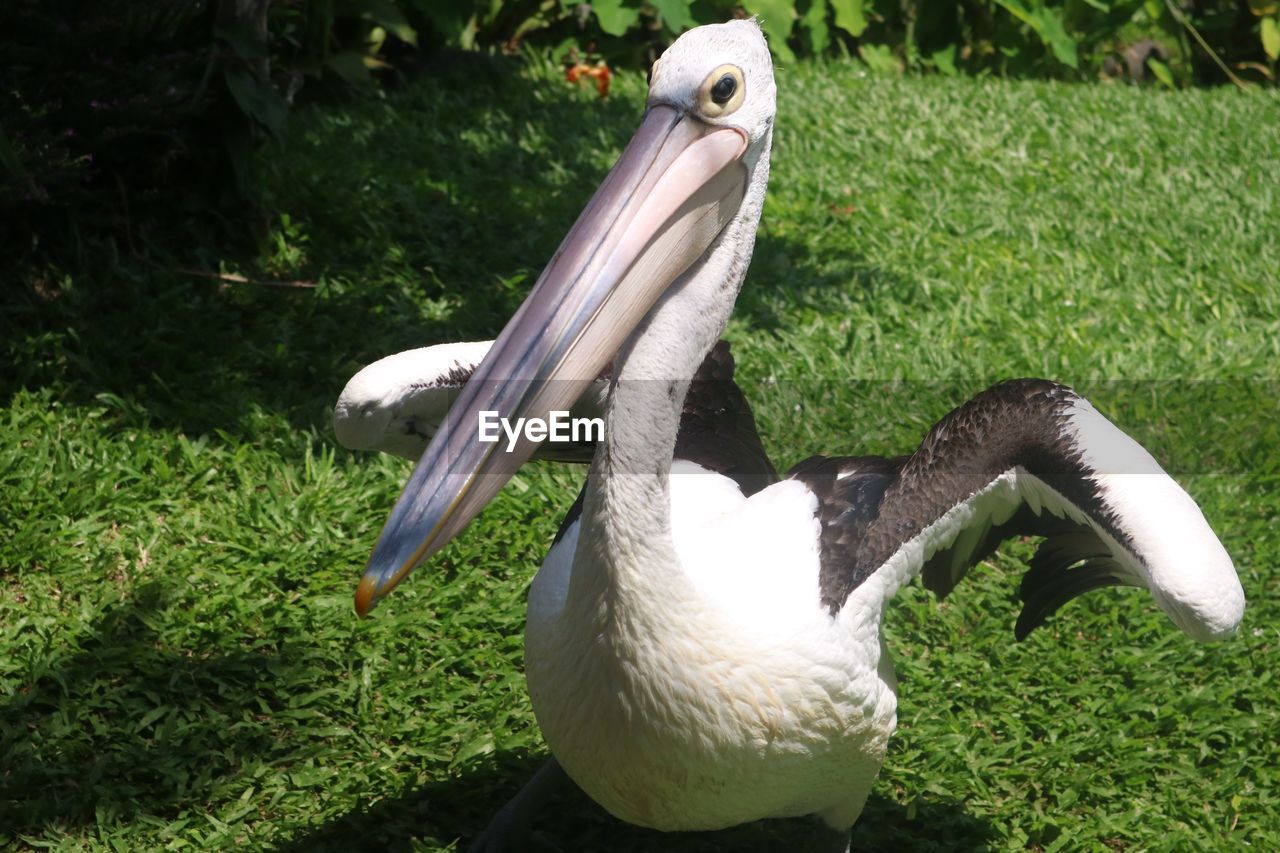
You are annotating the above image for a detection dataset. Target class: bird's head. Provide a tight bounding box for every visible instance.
[354,20,778,615]
[646,19,776,162]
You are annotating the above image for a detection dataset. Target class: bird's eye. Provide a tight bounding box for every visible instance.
[697,64,745,118]
[711,74,735,104]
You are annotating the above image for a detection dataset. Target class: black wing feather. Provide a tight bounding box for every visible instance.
[1016,559,1125,640]
[790,380,1142,638]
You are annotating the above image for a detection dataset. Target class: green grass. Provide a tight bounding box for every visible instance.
[3,54,1278,851]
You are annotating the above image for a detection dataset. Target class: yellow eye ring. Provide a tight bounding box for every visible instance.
[698,64,745,118]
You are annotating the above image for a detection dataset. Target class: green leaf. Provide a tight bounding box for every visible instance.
[132,705,169,733]
[450,732,495,768]
[591,0,641,36]
[213,22,268,61]
[1147,56,1174,87]
[222,68,288,135]
[324,51,377,87]
[931,44,958,76]
[859,43,903,73]
[357,0,418,46]
[1263,16,1280,60]
[830,0,867,37]
[994,0,1036,28]
[1035,5,1079,68]
[993,0,1078,69]
[648,0,695,35]
[415,2,478,49]
[801,0,830,55]
[742,0,798,63]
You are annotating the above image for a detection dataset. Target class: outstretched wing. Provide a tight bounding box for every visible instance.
[334,341,606,463]
[336,338,777,497]
[788,380,1243,642]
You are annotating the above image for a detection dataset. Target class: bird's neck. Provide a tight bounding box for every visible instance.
[563,297,718,624]
[566,141,771,620]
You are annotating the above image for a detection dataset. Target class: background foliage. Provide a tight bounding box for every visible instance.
[422,0,1279,84]
[1,0,415,254]
[2,0,1274,269]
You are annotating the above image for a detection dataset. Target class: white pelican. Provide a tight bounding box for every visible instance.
[343,20,1245,851]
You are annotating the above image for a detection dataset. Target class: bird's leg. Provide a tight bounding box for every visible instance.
[468,757,572,853]
[813,798,865,853]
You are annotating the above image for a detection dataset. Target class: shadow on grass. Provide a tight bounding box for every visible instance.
[2,55,898,448]
[276,752,993,852]
[0,583,314,835]
[0,582,990,849]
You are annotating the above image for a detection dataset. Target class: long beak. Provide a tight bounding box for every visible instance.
[355,104,748,615]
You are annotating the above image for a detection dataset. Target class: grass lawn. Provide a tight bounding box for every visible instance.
[3,53,1278,851]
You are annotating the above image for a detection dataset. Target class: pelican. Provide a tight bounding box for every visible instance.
[343,20,1245,851]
